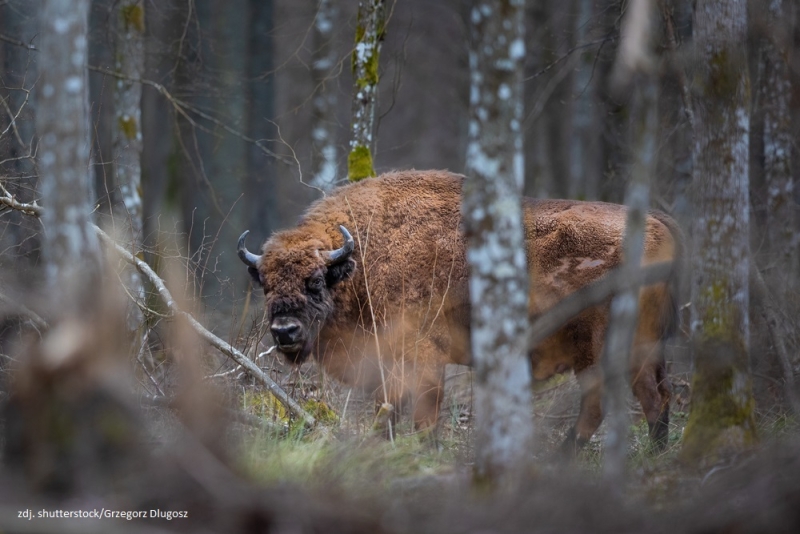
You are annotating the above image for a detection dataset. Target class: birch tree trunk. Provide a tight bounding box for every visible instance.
[681,0,757,464]
[602,0,657,482]
[311,0,339,192]
[758,0,797,290]
[348,0,384,182]
[38,0,102,312]
[463,0,533,486]
[113,0,146,332]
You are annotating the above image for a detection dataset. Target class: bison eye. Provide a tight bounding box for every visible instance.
[307,275,325,293]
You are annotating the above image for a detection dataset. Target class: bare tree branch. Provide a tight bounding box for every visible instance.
[87,65,296,166]
[0,33,37,50]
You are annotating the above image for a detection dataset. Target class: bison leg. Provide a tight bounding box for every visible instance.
[560,366,604,455]
[412,379,443,430]
[630,346,671,451]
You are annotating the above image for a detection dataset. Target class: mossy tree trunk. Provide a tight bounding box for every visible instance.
[311,0,339,191]
[348,0,385,182]
[602,0,657,482]
[681,0,756,464]
[38,0,102,313]
[463,0,533,486]
[113,0,146,333]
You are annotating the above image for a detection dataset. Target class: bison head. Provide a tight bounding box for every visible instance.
[237,225,355,364]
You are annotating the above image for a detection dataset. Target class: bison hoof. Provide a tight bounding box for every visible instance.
[558,427,588,458]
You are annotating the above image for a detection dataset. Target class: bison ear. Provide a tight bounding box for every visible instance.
[248,266,262,286]
[326,258,355,287]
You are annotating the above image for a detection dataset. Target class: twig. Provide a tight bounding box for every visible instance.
[0,182,43,217]
[88,65,295,166]
[0,33,37,50]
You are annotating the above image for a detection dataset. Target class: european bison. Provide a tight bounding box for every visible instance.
[238,170,681,450]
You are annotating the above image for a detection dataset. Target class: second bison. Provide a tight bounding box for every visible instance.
[238,170,681,450]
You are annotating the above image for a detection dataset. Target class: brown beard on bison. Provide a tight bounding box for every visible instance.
[238,169,682,452]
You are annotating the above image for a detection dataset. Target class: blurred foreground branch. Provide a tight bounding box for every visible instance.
[529,261,674,348]
[0,188,316,427]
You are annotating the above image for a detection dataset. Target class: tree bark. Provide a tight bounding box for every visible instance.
[37,0,103,313]
[348,0,385,182]
[245,0,279,247]
[602,0,658,482]
[758,0,797,289]
[681,0,757,464]
[310,0,340,192]
[570,0,601,201]
[464,0,533,486]
[112,0,146,332]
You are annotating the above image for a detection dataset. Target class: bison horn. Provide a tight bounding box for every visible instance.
[237,230,262,269]
[322,225,354,266]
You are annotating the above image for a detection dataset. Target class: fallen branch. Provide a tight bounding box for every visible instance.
[94,226,317,428]
[529,261,674,348]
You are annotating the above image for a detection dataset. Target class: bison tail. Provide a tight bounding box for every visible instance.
[648,209,686,343]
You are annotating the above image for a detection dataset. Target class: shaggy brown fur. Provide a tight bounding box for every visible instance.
[247,170,681,449]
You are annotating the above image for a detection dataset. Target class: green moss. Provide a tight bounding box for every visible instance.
[303,399,339,425]
[348,145,376,182]
[698,279,737,340]
[680,339,757,465]
[357,49,380,89]
[707,49,740,99]
[121,3,145,33]
[118,115,138,140]
[351,3,384,87]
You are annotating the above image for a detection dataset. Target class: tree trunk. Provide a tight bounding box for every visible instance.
[112,0,146,332]
[37,0,102,312]
[681,0,757,464]
[310,0,340,192]
[602,0,657,482]
[348,0,385,182]
[570,0,601,200]
[758,0,797,290]
[464,0,533,486]
[245,0,279,246]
